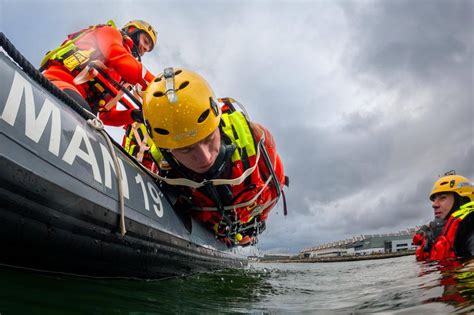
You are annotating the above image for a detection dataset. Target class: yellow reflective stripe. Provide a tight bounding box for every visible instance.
[106,19,117,28]
[40,20,116,70]
[62,48,95,71]
[221,114,238,160]
[123,134,133,153]
[229,111,256,155]
[452,201,474,220]
[149,143,162,163]
[41,27,96,68]
[190,174,272,212]
[139,124,162,163]
[40,40,74,69]
[123,123,162,163]
[221,111,256,163]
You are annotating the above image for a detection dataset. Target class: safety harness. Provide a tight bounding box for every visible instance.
[419,201,474,261]
[39,20,118,72]
[145,98,286,245]
[40,20,143,115]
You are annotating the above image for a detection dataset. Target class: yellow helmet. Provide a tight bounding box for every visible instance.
[122,20,157,50]
[429,171,474,202]
[143,68,221,149]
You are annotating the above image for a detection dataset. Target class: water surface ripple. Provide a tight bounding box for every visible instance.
[0,255,472,313]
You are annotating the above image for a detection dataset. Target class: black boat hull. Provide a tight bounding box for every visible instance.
[0,49,246,278]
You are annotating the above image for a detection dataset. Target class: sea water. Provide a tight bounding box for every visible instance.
[0,255,472,314]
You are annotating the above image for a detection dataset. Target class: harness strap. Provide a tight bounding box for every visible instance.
[191,175,273,212]
[135,130,149,163]
[259,136,281,198]
[282,189,288,216]
[73,64,99,85]
[215,218,265,237]
[149,128,266,188]
[40,21,116,72]
[103,89,125,111]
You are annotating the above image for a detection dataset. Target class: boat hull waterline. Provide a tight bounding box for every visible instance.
[0,52,246,278]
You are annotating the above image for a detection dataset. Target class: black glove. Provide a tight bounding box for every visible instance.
[131,109,144,123]
[429,218,446,239]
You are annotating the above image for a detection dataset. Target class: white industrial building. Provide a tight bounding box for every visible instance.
[301,229,417,258]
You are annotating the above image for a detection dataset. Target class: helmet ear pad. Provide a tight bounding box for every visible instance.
[130,32,142,59]
[131,31,141,47]
[121,27,141,59]
[122,20,157,49]
[458,195,471,207]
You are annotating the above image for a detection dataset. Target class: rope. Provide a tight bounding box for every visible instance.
[87,118,126,236]
[0,32,95,121]
[0,32,127,235]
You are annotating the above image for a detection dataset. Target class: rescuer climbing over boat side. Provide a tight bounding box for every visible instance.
[141,68,288,246]
[40,19,157,127]
[413,171,474,262]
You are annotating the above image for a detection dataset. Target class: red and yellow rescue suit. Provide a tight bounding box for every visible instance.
[41,22,154,126]
[145,102,287,246]
[413,201,474,262]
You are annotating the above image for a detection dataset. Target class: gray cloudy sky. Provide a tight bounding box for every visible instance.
[1,0,473,254]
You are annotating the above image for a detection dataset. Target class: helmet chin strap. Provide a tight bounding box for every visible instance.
[120,30,142,61]
[130,32,142,61]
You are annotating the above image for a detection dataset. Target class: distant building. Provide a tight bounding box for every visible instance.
[304,247,355,258]
[353,234,415,255]
[260,254,293,261]
[301,229,416,257]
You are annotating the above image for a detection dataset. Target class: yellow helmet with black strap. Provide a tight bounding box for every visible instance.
[122,20,157,51]
[143,67,221,150]
[430,170,474,202]
[39,20,117,72]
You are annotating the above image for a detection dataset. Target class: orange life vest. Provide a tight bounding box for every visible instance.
[155,100,286,245]
[416,202,473,262]
[429,216,462,261]
[41,22,153,126]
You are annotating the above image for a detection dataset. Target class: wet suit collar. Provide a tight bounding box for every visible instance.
[160,130,236,181]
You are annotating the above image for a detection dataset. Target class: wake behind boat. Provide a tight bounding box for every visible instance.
[0,33,247,279]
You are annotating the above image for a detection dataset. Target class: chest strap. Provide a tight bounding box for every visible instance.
[149,128,266,189]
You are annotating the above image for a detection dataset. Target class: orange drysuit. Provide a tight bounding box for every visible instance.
[42,24,154,126]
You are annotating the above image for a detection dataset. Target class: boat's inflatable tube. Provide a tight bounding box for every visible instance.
[0,39,247,278]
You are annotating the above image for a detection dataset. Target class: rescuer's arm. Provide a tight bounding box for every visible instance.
[99,108,135,127]
[95,26,153,89]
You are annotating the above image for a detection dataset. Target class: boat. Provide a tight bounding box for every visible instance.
[0,33,247,279]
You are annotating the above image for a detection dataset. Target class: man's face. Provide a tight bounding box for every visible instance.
[170,128,221,174]
[431,192,455,219]
[137,33,153,56]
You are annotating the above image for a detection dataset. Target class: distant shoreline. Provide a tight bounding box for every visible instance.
[258,250,415,263]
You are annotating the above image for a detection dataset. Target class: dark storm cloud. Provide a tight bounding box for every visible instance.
[344,0,473,85]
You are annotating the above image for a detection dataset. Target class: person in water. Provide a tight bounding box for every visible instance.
[413,171,474,261]
[40,19,157,127]
[141,68,288,246]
